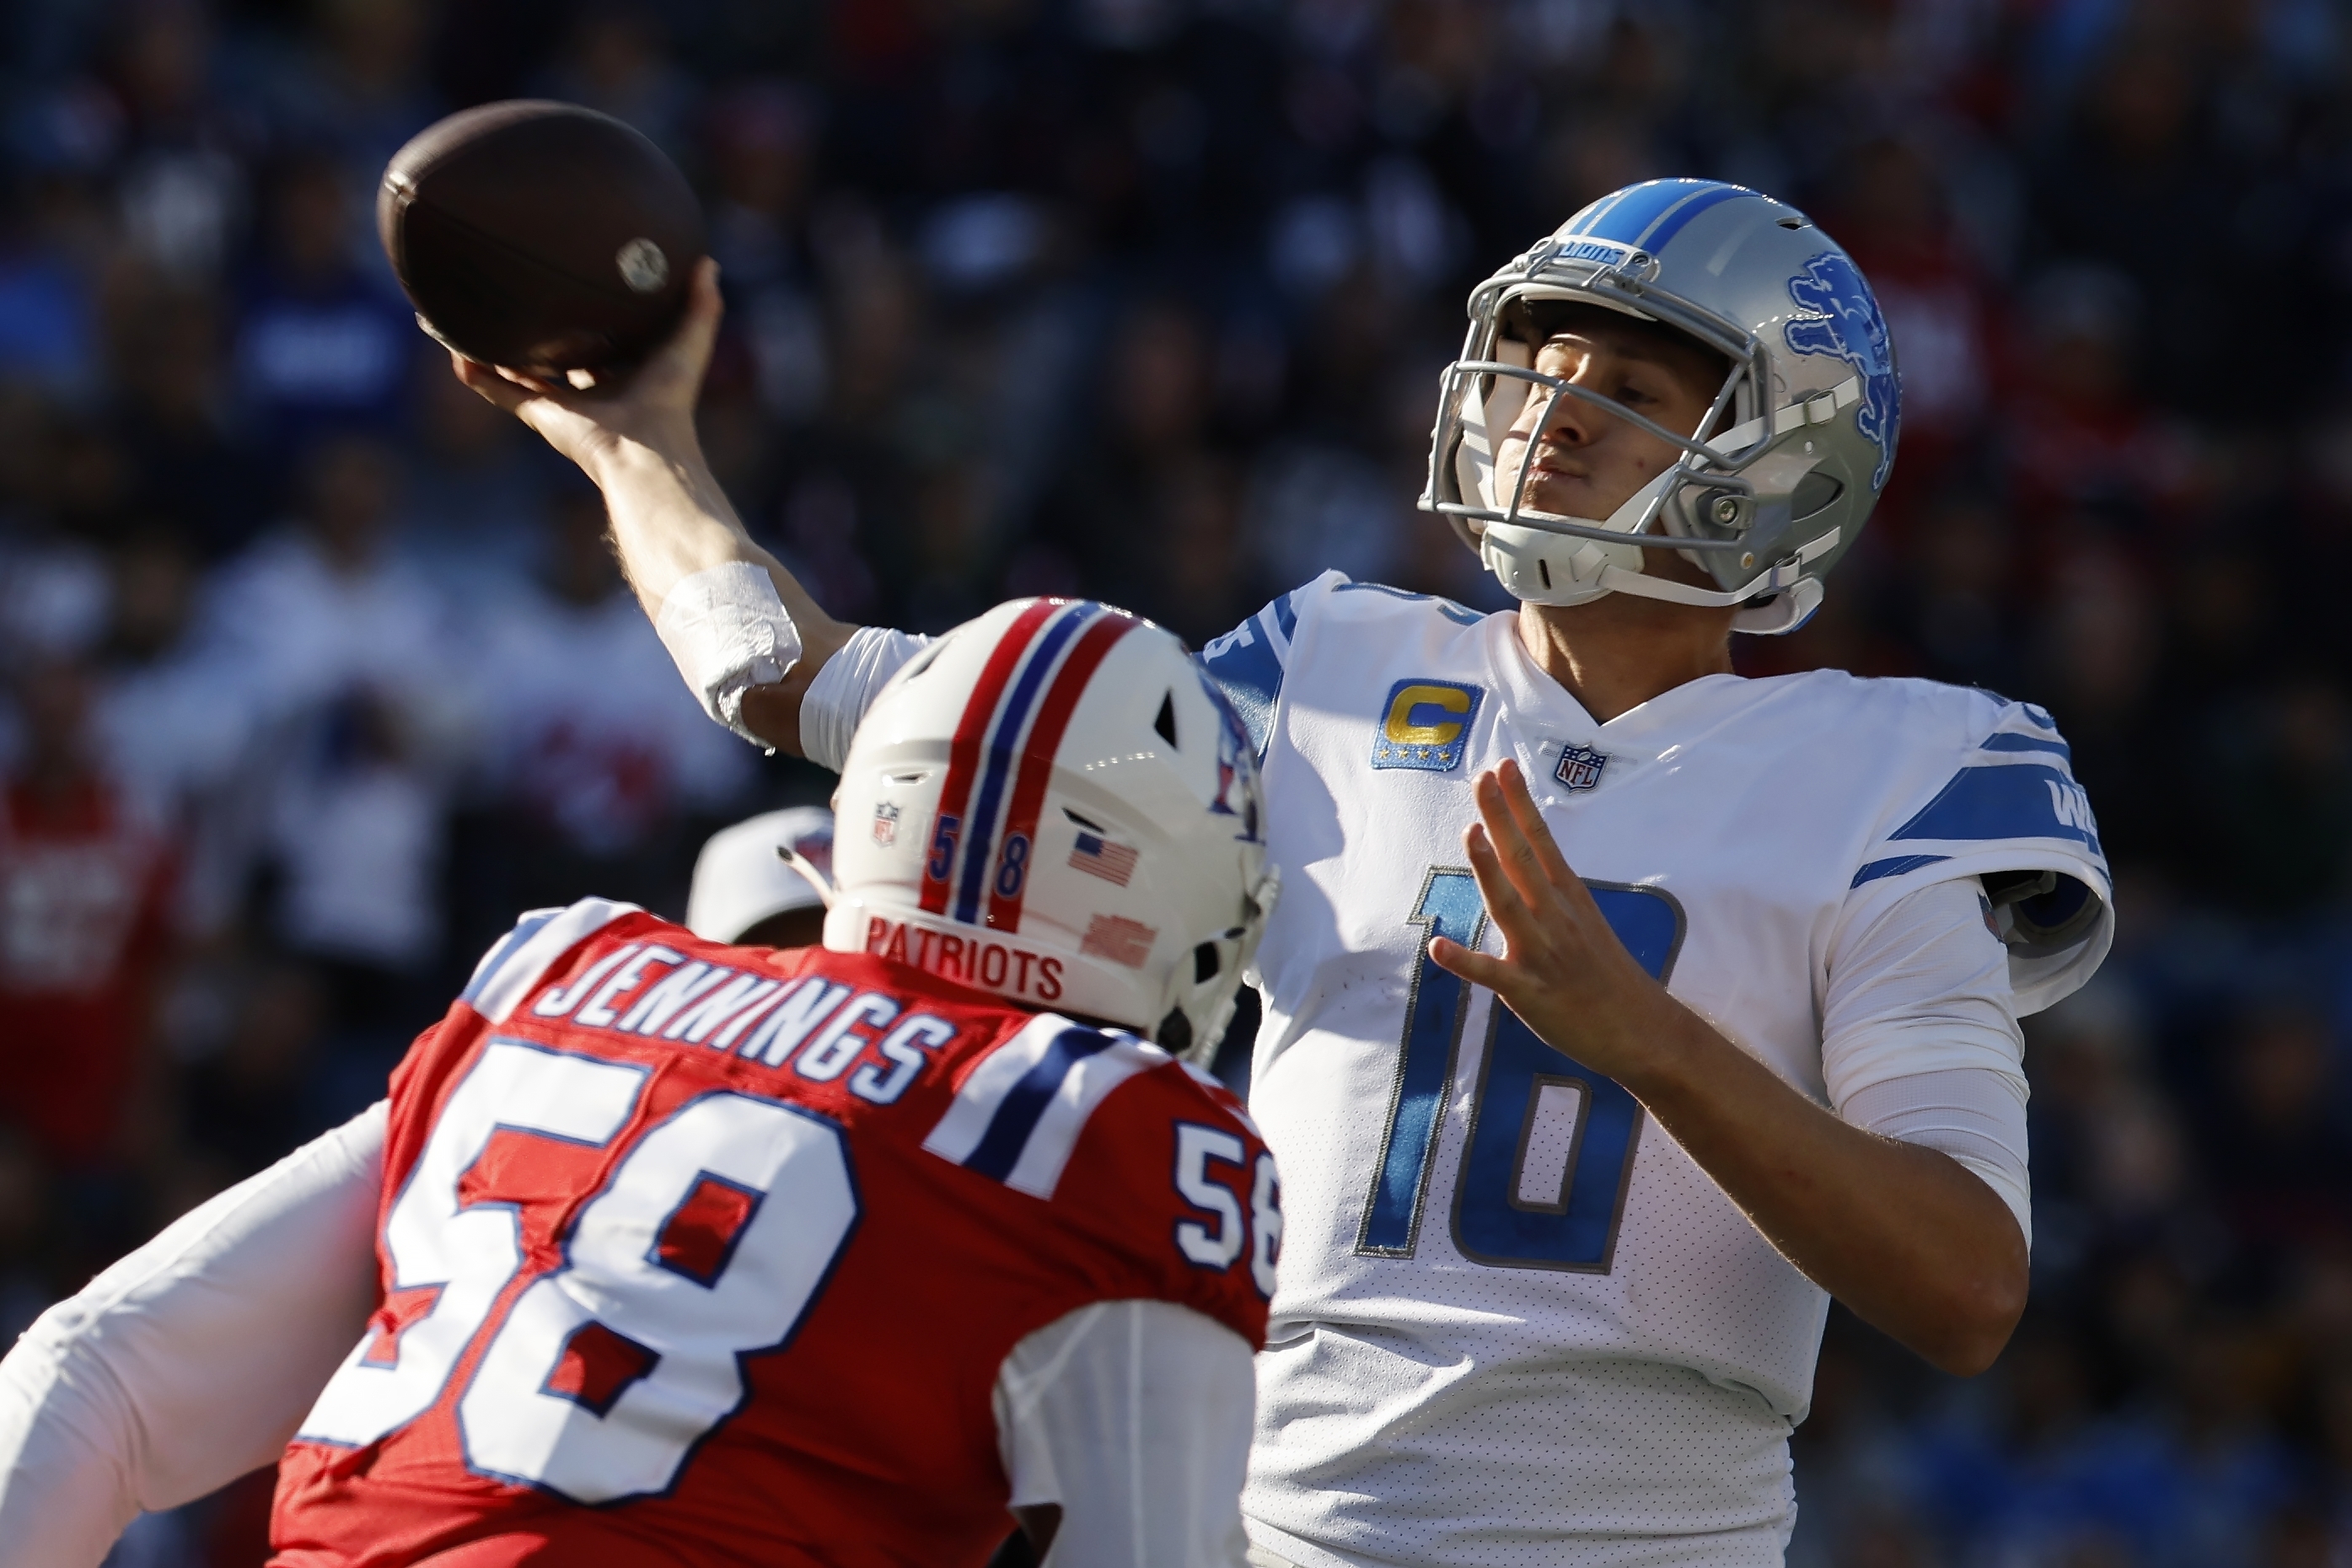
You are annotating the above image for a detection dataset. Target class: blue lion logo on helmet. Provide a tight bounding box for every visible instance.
[1783,253,1899,492]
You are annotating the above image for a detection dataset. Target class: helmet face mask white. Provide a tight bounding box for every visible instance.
[1423,179,1902,635]
[824,599,1279,1062]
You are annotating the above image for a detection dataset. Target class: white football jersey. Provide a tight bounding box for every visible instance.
[1196,572,2112,1568]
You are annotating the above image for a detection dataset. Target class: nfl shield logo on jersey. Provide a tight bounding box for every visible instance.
[1371,679,1484,772]
[1554,742,1608,792]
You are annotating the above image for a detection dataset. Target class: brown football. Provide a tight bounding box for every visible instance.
[379,100,705,373]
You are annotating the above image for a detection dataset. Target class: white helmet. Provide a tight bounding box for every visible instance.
[824,599,1279,1061]
[685,805,833,943]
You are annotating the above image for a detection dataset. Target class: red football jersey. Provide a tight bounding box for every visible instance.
[270,900,1276,1568]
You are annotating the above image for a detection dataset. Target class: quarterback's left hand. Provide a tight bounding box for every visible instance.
[1428,759,1677,1082]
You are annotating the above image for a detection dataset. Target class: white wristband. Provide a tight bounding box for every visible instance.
[653,561,803,747]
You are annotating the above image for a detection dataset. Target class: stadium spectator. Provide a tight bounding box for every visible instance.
[0,658,177,1170]
[231,154,413,454]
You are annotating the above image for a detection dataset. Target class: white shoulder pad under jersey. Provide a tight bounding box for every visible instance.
[1216,575,2110,1568]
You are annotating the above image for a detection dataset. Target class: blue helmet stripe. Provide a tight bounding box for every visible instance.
[1576,179,1748,249]
[1564,186,1635,238]
[1573,180,1704,241]
[953,602,1097,923]
[1631,182,1750,250]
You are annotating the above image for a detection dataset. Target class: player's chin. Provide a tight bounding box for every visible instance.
[1513,470,1624,523]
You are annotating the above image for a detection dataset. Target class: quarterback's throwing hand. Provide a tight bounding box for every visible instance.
[450,256,725,475]
[1427,760,1674,1082]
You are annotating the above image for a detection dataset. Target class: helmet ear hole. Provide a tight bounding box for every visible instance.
[1156,1007,1194,1056]
[1155,692,1178,746]
[1791,470,1845,519]
[1193,942,1220,983]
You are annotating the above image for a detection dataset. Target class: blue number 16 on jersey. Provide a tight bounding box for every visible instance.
[1357,867,1684,1272]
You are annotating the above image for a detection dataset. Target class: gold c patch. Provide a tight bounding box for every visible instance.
[1372,679,1484,771]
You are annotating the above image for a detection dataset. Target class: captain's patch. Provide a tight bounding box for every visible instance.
[1372,679,1483,772]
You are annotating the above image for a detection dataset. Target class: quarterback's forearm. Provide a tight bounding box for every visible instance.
[583,433,853,754]
[451,265,851,757]
[1621,1012,2027,1376]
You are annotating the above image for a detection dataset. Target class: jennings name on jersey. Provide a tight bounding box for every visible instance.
[1199,572,2111,1566]
[271,901,1275,1568]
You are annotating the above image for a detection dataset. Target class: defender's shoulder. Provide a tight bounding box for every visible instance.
[916,1012,1274,1340]
[919,1014,1185,1200]
[458,898,652,1023]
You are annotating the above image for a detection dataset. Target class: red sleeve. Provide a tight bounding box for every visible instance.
[1047,1063,1277,1350]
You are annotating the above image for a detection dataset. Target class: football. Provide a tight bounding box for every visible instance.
[378,99,705,374]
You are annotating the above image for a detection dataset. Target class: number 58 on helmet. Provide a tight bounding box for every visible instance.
[826,600,1280,1062]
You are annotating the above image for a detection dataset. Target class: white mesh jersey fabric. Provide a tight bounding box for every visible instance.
[1233,573,2105,1567]
[801,624,932,771]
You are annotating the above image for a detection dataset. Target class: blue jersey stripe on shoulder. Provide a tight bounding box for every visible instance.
[1851,854,1952,889]
[460,909,561,1007]
[961,1027,1117,1181]
[1979,732,2072,761]
[1891,763,2102,854]
[1269,584,1302,640]
[1200,600,1292,760]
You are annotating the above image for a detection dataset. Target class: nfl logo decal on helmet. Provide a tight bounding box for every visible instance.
[1555,743,1608,792]
[1422,178,1902,636]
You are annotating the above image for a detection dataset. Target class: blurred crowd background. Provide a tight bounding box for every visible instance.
[0,0,2349,1563]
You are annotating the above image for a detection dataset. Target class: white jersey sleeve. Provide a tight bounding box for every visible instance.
[1822,876,2032,1246]
[1839,695,2112,1014]
[799,625,935,771]
[994,1299,1254,1568]
[0,1104,385,1567]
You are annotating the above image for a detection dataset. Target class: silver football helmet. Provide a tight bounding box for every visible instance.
[1421,179,1901,634]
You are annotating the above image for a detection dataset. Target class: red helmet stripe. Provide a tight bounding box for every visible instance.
[984,609,1141,934]
[920,599,1061,916]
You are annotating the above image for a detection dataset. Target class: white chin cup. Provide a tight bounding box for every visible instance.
[1470,466,1824,635]
[1474,468,1677,608]
[1479,521,1633,605]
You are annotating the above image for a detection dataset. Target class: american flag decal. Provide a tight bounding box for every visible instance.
[1081,914,1157,969]
[1068,832,1139,887]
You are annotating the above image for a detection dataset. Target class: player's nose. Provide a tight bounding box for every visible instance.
[1525,382,1597,450]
